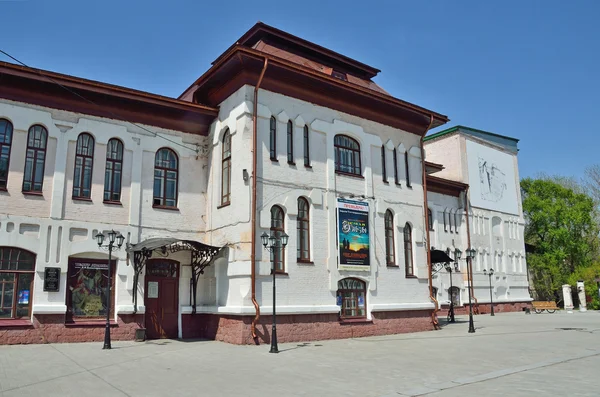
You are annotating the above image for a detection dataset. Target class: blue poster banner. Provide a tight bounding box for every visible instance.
[337,199,370,271]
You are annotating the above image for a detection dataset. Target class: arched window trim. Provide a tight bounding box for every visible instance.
[0,246,35,319]
[153,147,178,209]
[104,138,124,203]
[72,132,95,199]
[270,205,285,273]
[221,129,232,206]
[428,208,434,231]
[337,277,367,319]
[0,118,14,190]
[385,210,395,266]
[334,134,362,176]
[269,116,277,161]
[287,120,294,164]
[303,125,310,167]
[22,124,48,193]
[404,223,414,277]
[297,197,311,262]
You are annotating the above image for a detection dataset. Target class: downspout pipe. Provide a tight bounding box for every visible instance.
[251,58,268,344]
[420,114,439,330]
[463,186,479,311]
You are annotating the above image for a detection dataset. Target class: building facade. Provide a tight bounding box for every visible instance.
[424,126,532,315]
[0,23,528,346]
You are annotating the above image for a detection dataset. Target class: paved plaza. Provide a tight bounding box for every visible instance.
[1,311,599,396]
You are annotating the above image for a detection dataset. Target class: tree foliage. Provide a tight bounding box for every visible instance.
[521,178,599,302]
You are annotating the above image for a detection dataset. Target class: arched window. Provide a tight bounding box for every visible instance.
[443,210,448,232]
[405,151,411,187]
[448,286,460,306]
[153,148,178,208]
[23,124,48,193]
[385,210,395,265]
[104,138,124,202]
[381,146,387,182]
[0,247,35,319]
[337,278,366,319]
[393,148,399,184]
[428,208,434,231]
[334,135,361,176]
[432,286,438,297]
[73,133,95,199]
[270,205,285,272]
[287,120,294,164]
[221,129,231,206]
[269,116,277,161]
[404,223,414,276]
[303,125,310,167]
[0,118,14,189]
[297,198,310,262]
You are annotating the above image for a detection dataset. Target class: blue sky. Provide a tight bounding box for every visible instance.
[2,1,598,179]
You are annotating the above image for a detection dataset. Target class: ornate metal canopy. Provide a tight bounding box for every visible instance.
[127,238,222,314]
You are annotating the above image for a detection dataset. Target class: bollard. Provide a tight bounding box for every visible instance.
[563,284,574,313]
[577,281,587,312]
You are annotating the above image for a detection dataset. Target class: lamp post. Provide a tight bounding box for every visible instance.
[483,268,495,316]
[444,248,461,323]
[261,231,289,354]
[465,248,476,333]
[94,230,125,350]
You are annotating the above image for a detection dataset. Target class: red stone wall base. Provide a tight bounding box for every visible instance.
[0,314,143,345]
[437,301,532,317]
[182,310,434,345]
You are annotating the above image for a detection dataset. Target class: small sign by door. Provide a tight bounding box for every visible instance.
[148,281,159,298]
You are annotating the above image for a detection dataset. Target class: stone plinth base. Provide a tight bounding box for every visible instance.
[437,301,532,317]
[0,314,143,345]
[182,310,434,345]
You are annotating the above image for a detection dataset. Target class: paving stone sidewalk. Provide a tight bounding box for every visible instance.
[1,311,599,396]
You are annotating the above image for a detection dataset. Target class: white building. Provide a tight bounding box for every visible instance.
[0,23,528,346]
[424,126,531,315]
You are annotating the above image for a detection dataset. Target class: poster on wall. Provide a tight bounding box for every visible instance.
[337,199,370,271]
[466,140,519,215]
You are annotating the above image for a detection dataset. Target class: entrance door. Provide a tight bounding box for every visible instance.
[145,260,179,339]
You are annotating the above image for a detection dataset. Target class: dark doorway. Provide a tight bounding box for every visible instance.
[145,259,179,339]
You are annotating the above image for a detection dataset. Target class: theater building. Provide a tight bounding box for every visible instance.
[0,23,528,345]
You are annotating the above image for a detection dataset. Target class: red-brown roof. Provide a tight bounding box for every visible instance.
[0,61,218,135]
[426,175,468,197]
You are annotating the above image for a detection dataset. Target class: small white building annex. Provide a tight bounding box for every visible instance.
[0,23,530,345]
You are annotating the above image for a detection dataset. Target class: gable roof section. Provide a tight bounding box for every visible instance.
[212,22,381,78]
[180,23,449,135]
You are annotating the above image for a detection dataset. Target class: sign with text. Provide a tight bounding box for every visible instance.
[337,199,370,271]
[73,261,109,270]
[43,267,61,292]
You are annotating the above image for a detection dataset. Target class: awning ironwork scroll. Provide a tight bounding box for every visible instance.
[127,238,222,314]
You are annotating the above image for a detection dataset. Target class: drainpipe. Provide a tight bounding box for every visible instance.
[251,58,268,344]
[420,114,439,329]
[463,187,479,311]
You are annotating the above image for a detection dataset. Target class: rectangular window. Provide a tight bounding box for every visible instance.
[67,258,115,321]
[381,146,387,183]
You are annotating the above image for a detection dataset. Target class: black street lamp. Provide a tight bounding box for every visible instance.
[261,231,289,354]
[444,248,461,323]
[465,248,477,333]
[95,230,125,350]
[483,268,495,316]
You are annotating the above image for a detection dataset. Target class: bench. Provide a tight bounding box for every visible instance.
[532,301,559,314]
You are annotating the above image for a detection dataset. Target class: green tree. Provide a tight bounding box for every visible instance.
[521,178,599,302]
